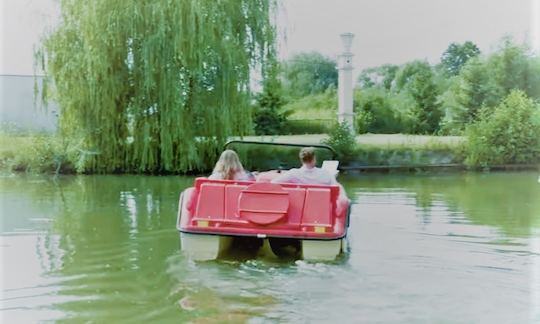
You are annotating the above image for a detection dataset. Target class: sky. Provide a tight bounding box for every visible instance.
[277,0,536,68]
[0,0,59,75]
[0,0,538,76]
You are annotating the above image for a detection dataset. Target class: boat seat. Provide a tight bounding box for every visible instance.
[189,178,338,228]
[283,187,306,225]
[195,182,225,220]
[302,188,332,227]
[224,184,248,220]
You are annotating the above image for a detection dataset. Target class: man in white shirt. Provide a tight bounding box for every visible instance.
[271,147,337,185]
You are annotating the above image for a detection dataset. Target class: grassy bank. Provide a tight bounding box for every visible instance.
[2,133,536,174]
[230,134,466,171]
[241,134,463,147]
[0,134,76,174]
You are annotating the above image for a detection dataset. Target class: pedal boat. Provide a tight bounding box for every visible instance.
[176,170,350,261]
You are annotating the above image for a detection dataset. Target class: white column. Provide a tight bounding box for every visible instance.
[337,32,355,132]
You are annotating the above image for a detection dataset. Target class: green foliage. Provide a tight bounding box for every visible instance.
[284,87,337,117]
[0,134,77,174]
[357,71,376,88]
[354,88,407,134]
[488,40,534,96]
[380,65,400,90]
[253,108,288,135]
[458,58,501,114]
[441,41,481,76]
[282,87,336,134]
[356,39,540,137]
[387,92,422,133]
[354,144,461,166]
[395,61,442,134]
[441,40,540,133]
[253,60,289,135]
[525,56,540,99]
[321,122,357,163]
[357,64,399,90]
[439,58,501,134]
[282,52,338,98]
[465,90,540,166]
[37,0,276,173]
[286,120,333,135]
[437,78,467,135]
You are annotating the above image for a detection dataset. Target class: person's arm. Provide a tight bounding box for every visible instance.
[237,171,256,181]
[330,173,338,185]
[319,168,338,185]
[270,170,296,183]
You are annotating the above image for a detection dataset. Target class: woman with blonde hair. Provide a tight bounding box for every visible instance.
[209,150,254,181]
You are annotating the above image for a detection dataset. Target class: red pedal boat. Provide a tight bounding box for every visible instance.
[176,142,350,261]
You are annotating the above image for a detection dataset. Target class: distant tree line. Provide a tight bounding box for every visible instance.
[351,39,540,135]
[252,39,540,166]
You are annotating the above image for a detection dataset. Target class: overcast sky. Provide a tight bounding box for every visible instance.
[0,0,538,76]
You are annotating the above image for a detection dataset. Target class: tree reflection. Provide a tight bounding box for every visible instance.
[3,175,196,321]
[342,171,540,237]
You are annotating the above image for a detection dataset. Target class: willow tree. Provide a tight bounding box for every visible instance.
[37,0,276,173]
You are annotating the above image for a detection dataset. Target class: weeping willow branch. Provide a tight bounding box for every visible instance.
[36,0,276,173]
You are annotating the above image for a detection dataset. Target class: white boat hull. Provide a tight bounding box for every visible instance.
[302,239,343,261]
[180,232,233,261]
[179,232,345,261]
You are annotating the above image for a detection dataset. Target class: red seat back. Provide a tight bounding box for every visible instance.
[302,188,332,227]
[238,183,289,225]
[190,178,339,227]
[195,183,225,220]
[283,187,306,225]
[224,184,248,220]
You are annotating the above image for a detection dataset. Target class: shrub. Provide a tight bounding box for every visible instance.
[252,70,288,135]
[286,119,333,134]
[354,88,408,134]
[465,90,540,166]
[253,107,288,135]
[321,122,357,163]
[282,52,338,98]
[0,134,77,174]
[283,87,337,119]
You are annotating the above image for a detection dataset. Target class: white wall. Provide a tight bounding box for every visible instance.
[0,75,58,132]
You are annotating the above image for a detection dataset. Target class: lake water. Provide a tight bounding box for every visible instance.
[1,172,539,323]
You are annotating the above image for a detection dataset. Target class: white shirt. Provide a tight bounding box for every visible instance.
[271,166,337,185]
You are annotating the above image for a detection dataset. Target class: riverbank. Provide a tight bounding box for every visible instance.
[243,134,464,147]
[0,134,76,174]
[1,133,538,174]
[247,134,464,166]
[235,134,539,172]
[233,134,464,171]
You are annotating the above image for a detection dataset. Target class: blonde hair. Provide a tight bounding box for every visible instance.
[212,150,245,180]
[299,147,316,163]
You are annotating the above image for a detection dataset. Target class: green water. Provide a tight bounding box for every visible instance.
[1,172,539,323]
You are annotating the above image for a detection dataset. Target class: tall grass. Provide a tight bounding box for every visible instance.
[0,134,76,174]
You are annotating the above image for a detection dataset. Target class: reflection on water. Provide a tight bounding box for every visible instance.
[1,172,539,323]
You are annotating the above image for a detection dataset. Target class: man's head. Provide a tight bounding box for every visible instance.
[299,147,316,167]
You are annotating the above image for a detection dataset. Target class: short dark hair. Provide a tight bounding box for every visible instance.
[299,147,315,163]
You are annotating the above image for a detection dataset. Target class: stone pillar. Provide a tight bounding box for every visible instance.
[337,32,354,132]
